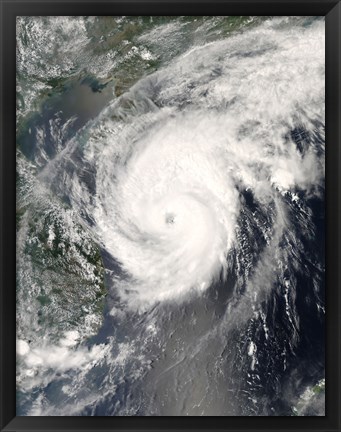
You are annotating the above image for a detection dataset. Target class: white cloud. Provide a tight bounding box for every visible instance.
[83,19,324,309]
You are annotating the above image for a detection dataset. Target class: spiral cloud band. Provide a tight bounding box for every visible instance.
[68,17,326,309]
[96,114,239,305]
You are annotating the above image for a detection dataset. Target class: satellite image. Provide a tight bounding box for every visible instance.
[16,16,325,416]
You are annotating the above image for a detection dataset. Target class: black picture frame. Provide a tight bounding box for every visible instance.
[1,1,340,431]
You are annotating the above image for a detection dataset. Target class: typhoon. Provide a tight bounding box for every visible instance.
[87,18,324,309]
[16,16,325,416]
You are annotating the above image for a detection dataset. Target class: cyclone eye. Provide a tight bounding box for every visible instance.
[165,212,176,225]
